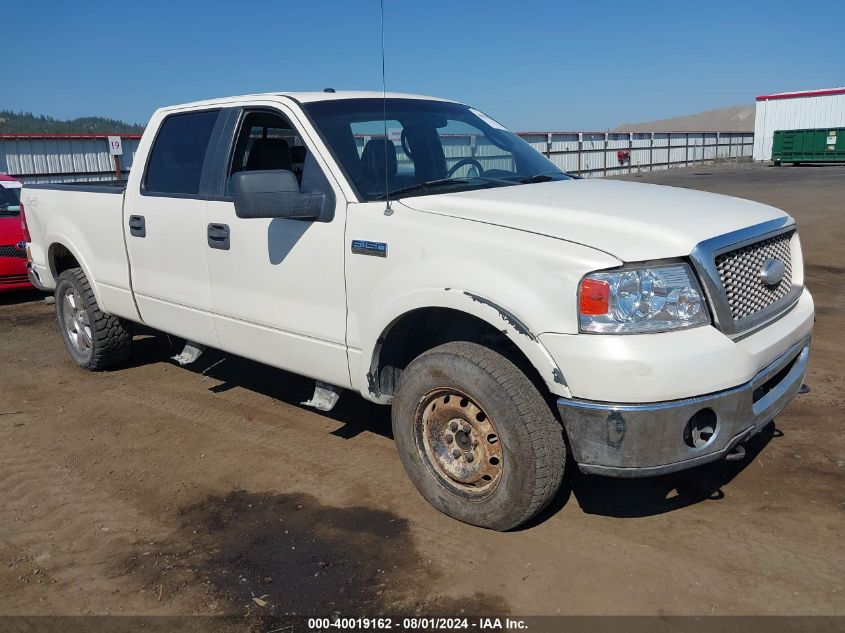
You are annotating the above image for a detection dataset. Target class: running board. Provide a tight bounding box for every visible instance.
[301,381,341,412]
[171,341,206,366]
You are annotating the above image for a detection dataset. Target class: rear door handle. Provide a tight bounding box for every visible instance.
[128,215,146,238]
[207,223,230,250]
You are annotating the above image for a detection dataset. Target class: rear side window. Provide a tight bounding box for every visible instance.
[144,110,219,195]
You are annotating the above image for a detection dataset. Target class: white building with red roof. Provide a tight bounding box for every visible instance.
[753,87,845,161]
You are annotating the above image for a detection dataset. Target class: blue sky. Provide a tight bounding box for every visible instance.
[6,0,844,131]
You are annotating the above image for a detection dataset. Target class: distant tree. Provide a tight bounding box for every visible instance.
[0,110,145,134]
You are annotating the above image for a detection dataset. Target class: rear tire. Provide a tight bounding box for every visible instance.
[391,341,565,530]
[55,268,132,370]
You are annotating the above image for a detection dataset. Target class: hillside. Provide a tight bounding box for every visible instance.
[614,105,755,132]
[0,110,145,135]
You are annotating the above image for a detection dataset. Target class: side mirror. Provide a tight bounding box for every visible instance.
[231,170,324,220]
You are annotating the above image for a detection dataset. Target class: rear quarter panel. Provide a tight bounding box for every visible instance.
[22,186,139,319]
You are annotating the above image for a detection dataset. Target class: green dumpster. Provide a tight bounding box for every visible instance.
[772,128,845,165]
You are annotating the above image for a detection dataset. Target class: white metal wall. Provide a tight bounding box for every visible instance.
[0,136,139,183]
[753,92,845,160]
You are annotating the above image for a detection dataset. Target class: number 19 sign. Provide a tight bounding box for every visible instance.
[107,136,123,156]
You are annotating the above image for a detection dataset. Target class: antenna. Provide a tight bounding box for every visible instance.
[380,0,393,215]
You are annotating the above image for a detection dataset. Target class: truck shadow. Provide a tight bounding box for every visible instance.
[127,328,393,439]
[564,423,778,519]
[0,288,47,306]
[128,329,778,523]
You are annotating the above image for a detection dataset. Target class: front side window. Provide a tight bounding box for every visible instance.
[144,109,219,195]
[304,98,570,201]
[223,109,335,216]
[228,111,306,185]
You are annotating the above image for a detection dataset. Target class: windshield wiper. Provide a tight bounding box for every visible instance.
[518,171,568,184]
[374,176,512,201]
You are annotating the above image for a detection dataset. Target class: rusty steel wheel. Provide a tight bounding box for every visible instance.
[416,389,503,496]
[392,341,566,530]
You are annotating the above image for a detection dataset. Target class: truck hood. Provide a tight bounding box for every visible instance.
[401,178,790,262]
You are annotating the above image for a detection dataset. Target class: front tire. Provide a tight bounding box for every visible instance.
[55,268,133,370]
[392,342,565,530]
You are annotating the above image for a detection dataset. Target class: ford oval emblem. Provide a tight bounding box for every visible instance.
[760,258,786,286]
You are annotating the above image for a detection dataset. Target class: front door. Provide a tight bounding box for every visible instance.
[204,106,349,387]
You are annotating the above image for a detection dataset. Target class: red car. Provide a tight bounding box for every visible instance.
[0,174,32,291]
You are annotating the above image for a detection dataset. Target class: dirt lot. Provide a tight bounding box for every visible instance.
[0,163,842,625]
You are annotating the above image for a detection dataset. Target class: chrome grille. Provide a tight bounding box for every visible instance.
[715,231,793,322]
[0,244,26,259]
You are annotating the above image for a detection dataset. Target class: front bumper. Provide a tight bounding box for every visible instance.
[557,335,810,477]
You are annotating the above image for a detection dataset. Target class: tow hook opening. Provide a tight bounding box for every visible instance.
[683,408,717,449]
[725,444,746,461]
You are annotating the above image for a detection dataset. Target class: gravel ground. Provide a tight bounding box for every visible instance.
[0,162,842,626]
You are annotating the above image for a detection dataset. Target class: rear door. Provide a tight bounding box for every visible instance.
[123,108,229,345]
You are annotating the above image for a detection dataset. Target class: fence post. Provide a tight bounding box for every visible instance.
[576,133,582,176]
[649,134,653,172]
[603,133,608,177]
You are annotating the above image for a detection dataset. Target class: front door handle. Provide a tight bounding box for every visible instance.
[207,223,230,250]
[128,215,146,238]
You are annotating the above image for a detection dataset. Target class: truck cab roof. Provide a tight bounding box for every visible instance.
[157,91,457,114]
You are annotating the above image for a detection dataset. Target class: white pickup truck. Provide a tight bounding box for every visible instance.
[22,91,813,530]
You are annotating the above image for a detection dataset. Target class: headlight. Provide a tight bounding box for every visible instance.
[578,263,709,333]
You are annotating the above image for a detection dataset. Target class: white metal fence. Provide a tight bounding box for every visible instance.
[517,131,753,177]
[1,130,753,184]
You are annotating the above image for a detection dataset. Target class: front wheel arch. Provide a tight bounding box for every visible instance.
[362,294,571,403]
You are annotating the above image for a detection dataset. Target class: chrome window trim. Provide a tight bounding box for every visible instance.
[689,217,802,336]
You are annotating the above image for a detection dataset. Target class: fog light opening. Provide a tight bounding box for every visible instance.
[683,408,718,449]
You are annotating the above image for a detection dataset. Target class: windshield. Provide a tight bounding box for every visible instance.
[303,98,570,201]
[0,186,21,215]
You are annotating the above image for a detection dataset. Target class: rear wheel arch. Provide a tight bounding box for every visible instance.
[48,242,81,279]
[47,241,106,308]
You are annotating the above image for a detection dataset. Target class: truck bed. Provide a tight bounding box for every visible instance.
[24,181,127,194]
[22,180,138,321]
